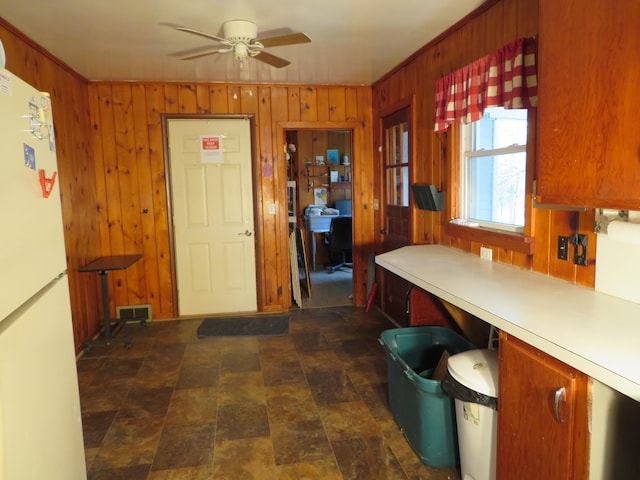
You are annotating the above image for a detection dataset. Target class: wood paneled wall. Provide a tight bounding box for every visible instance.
[0,20,102,351]
[87,83,374,320]
[0,18,373,351]
[371,0,596,287]
[2,0,599,354]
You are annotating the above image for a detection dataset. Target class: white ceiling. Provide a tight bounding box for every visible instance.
[1,0,485,85]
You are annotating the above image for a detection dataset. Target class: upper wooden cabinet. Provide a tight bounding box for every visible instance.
[536,0,640,208]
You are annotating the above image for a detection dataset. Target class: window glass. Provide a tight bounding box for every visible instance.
[385,121,409,206]
[472,108,528,150]
[386,165,409,206]
[460,107,527,232]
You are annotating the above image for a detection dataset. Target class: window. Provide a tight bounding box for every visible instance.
[459,107,528,233]
[384,120,409,207]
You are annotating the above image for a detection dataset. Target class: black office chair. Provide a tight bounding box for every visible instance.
[327,216,352,273]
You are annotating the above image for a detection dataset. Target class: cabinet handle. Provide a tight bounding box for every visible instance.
[553,387,566,424]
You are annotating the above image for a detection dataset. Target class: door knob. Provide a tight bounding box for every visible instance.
[379,229,387,234]
[238,230,253,236]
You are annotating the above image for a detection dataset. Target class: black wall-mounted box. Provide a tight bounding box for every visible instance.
[412,184,445,212]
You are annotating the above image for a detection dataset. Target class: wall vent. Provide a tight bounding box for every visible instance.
[116,304,152,324]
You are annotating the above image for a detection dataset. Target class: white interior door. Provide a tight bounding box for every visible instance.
[167,118,257,316]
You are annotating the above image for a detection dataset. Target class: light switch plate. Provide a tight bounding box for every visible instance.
[558,235,569,260]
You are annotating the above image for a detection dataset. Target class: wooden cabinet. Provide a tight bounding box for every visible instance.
[381,270,411,326]
[381,280,458,329]
[407,285,458,328]
[536,0,640,208]
[497,332,589,480]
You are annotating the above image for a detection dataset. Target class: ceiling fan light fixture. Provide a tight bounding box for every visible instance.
[231,42,264,70]
[234,43,249,62]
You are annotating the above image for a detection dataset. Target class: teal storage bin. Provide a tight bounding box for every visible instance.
[379,326,475,468]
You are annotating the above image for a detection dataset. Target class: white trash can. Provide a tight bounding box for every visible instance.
[442,348,499,480]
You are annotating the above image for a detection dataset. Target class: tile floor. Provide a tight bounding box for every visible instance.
[78,306,461,480]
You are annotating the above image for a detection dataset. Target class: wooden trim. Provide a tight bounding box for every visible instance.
[446,124,461,219]
[0,17,87,82]
[379,96,415,122]
[524,108,537,238]
[277,121,363,130]
[444,222,535,255]
[277,120,369,308]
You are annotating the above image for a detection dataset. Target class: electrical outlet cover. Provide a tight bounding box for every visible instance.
[480,247,493,261]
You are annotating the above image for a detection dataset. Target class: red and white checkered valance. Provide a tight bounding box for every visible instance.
[434,37,538,133]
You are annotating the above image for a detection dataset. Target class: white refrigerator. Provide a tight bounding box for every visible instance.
[0,68,86,479]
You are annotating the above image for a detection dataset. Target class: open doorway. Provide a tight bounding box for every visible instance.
[286,128,353,308]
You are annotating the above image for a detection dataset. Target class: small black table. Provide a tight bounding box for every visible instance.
[79,254,143,352]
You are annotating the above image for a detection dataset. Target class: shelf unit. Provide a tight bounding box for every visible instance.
[306,164,351,192]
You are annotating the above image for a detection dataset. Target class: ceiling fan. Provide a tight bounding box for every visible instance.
[166,20,311,69]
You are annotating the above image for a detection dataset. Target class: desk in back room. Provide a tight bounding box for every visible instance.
[304,214,339,270]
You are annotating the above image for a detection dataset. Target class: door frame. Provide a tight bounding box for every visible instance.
[162,113,260,317]
[277,120,371,308]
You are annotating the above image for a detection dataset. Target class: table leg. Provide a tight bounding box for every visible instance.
[311,232,317,271]
[100,271,113,340]
[82,270,133,352]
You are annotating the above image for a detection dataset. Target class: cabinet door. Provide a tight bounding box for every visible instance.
[497,333,589,480]
[408,285,456,328]
[381,270,410,326]
[536,0,640,208]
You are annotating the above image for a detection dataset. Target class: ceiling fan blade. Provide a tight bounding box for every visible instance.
[255,51,291,68]
[173,25,226,43]
[256,32,311,48]
[167,45,221,58]
[168,45,227,59]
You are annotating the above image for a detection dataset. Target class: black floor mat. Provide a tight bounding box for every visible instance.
[197,315,290,338]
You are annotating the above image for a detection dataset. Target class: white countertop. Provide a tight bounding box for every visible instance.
[375,245,640,401]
